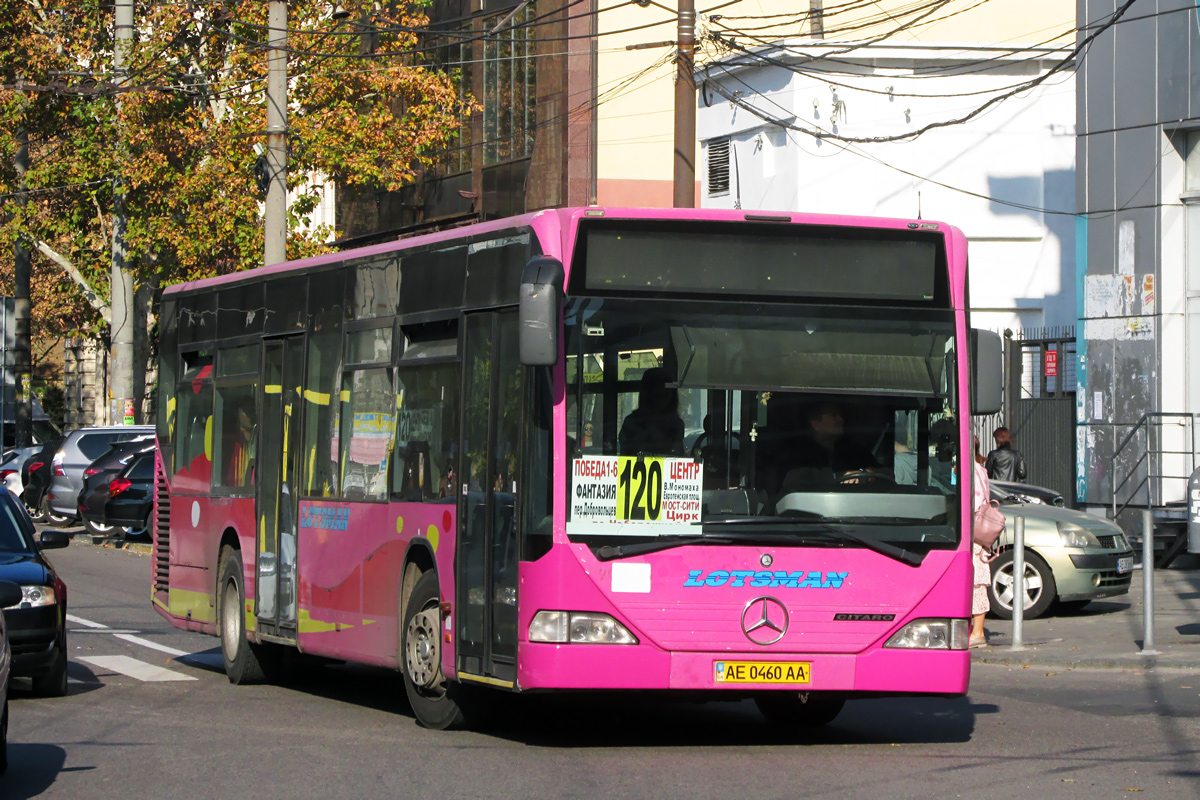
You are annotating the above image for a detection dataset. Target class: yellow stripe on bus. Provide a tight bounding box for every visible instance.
[304,389,330,405]
[264,384,282,394]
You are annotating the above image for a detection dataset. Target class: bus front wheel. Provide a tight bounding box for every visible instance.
[402,571,466,730]
[218,547,280,684]
[755,692,845,727]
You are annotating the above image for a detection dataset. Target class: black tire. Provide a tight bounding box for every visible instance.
[83,516,120,537]
[24,493,46,522]
[755,692,846,726]
[32,631,68,698]
[41,499,71,526]
[218,547,281,684]
[402,571,466,730]
[988,549,1057,620]
[0,700,8,775]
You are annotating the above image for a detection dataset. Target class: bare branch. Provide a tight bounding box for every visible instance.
[33,240,111,324]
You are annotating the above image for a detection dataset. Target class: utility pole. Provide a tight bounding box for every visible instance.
[265,0,288,267]
[672,0,696,208]
[14,128,31,447]
[111,0,136,425]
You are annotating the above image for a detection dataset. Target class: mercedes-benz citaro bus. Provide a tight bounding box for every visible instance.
[151,207,1002,729]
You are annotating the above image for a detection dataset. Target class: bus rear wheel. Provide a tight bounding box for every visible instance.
[755,692,845,727]
[402,571,466,730]
[218,547,280,684]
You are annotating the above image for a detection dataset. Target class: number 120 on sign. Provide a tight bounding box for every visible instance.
[617,457,663,520]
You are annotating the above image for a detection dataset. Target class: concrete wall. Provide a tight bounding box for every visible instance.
[696,43,1077,336]
[1076,0,1200,505]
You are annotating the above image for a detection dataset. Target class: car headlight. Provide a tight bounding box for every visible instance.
[1057,522,1101,548]
[529,610,638,644]
[6,585,57,609]
[884,618,969,650]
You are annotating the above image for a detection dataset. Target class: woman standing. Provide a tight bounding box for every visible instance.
[970,457,994,647]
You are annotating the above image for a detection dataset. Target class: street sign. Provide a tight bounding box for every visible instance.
[1045,350,1058,377]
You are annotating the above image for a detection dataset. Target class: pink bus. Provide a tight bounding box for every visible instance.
[151,207,1001,729]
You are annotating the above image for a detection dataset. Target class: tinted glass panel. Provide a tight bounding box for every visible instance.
[214,383,257,492]
[393,363,459,501]
[301,333,340,497]
[179,294,217,344]
[579,221,944,304]
[347,254,400,320]
[0,500,34,553]
[346,328,393,365]
[398,245,466,314]
[217,283,265,338]
[339,368,394,501]
[265,276,308,333]
[158,299,178,449]
[128,454,155,480]
[218,344,259,377]
[465,235,529,308]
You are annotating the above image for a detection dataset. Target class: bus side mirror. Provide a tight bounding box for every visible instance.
[970,328,1002,415]
[519,256,564,367]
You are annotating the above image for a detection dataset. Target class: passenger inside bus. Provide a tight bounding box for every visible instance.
[225,399,256,488]
[618,367,685,456]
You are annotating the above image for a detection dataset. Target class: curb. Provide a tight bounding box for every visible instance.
[973,647,1200,670]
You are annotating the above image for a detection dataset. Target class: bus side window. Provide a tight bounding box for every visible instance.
[393,363,459,503]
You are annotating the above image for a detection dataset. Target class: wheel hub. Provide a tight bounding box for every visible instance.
[406,608,440,688]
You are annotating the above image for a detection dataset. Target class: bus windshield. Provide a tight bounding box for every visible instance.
[564,297,961,550]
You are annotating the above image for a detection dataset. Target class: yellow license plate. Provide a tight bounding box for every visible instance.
[714,661,811,684]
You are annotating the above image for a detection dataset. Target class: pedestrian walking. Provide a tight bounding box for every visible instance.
[970,458,994,647]
[985,426,1026,482]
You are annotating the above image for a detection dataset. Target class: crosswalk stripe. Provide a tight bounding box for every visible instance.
[66,614,108,629]
[113,633,189,658]
[79,655,198,682]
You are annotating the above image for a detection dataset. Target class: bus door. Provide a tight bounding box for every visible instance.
[256,335,304,640]
[457,311,522,686]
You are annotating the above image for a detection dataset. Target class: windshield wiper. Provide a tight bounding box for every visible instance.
[594,523,926,566]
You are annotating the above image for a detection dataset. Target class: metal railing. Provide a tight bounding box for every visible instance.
[1110,412,1199,519]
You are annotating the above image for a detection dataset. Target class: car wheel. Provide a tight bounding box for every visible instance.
[0,700,8,775]
[32,631,68,698]
[755,692,845,726]
[988,549,1057,620]
[83,517,119,537]
[41,499,71,526]
[24,493,45,522]
[218,547,281,685]
[402,571,469,730]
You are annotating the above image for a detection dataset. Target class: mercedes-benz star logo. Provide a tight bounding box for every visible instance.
[740,596,789,646]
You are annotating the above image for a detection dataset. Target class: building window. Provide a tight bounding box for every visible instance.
[483,4,536,166]
[428,23,474,175]
[708,138,731,196]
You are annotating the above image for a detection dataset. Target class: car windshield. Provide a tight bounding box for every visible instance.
[563,297,962,552]
[0,500,35,554]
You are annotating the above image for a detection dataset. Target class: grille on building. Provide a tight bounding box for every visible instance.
[154,453,170,594]
[707,138,730,195]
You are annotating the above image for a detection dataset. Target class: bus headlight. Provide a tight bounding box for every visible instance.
[884,618,968,650]
[1057,522,1100,548]
[529,610,638,644]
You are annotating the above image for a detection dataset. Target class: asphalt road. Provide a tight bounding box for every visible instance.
[4,541,1200,799]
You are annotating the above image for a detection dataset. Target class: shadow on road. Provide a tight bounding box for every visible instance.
[1,743,72,799]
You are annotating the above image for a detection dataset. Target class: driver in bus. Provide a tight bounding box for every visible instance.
[783,402,880,488]
[618,367,685,457]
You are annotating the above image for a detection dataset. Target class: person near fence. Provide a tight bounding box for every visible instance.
[985,426,1027,483]
[971,458,994,647]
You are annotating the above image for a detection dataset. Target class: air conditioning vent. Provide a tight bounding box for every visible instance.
[707,137,730,196]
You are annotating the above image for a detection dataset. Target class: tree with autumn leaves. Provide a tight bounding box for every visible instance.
[0,1,466,415]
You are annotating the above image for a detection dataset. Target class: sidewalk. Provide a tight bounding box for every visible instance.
[974,566,1200,669]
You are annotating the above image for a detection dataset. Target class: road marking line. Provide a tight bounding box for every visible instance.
[71,629,139,634]
[113,633,189,658]
[79,655,197,682]
[66,614,108,629]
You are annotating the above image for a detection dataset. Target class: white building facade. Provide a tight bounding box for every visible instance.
[697,42,1077,335]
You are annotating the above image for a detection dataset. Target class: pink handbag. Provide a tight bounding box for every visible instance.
[972,499,1006,553]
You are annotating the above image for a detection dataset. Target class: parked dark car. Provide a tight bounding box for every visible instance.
[46,426,154,524]
[0,580,20,773]
[0,490,69,696]
[76,437,155,537]
[21,438,63,523]
[102,451,156,534]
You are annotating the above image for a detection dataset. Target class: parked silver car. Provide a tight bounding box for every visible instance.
[45,426,154,523]
[988,484,1134,619]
